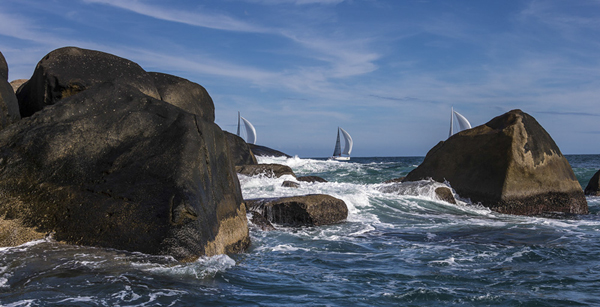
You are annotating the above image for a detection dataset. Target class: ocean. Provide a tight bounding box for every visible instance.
[1,155,600,306]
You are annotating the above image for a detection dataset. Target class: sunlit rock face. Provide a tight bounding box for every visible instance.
[404,109,588,216]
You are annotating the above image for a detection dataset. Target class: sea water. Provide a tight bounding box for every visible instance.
[1,155,600,306]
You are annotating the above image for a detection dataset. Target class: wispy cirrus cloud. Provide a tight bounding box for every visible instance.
[82,0,273,33]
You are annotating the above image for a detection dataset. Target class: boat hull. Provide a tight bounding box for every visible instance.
[330,156,350,161]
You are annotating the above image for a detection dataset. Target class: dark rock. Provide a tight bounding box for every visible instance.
[584,170,600,196]
[236,163,296,178]
[0,82,249,260]
[247,143,291,158]
[248,211,276,231]
[434,187,456,204]
[0,52,7,80]
[148,72,214,123]
[297,176,328,183]
[0,52,21,130]
[282,181,300,188]
[225,131,257,166]
[404,109,588,216]
[384,177,405,184]
[246,194,348,226]
[16,46,160,118]
[10,79,27,93]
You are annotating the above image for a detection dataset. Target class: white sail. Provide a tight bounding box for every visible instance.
[340,127,353,155]
[240,116,257,144]
[448,108,471,138]
[454,111,471,132]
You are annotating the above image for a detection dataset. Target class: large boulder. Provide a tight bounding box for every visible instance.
[225,131,257,166]
[584,170,600,196]
[0,51,21,130]
[10,79,27,93]
[247,143,291,158]
[404,109,587,216]
[16,46,160,118]
[236,163,295,178]
[0,81,249,260]
[149,72,214,123]
[246,194,348,227]
[297,176,327,183]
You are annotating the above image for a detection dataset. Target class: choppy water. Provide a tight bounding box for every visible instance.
[1,155,600,306]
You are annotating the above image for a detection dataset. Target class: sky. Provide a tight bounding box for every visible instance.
[1,0,599,157]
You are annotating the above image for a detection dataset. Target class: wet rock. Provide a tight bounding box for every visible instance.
[584,170,600,196]
[434,187,456,204]
[246,194,348,227]
[297,176,327,183]
[247,143,291,158]
[248,211,276,231]
[282,181,300,188]
[384,177,405,184]
[403,109,587,216]
[236,163,296,178]
[225,131,257,166]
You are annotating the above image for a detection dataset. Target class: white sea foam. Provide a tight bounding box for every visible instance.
[136,254,236,280]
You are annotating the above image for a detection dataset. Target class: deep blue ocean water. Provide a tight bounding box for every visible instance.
[1,155,600,306]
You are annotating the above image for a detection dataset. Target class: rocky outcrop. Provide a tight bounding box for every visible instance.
[149,72,214,123]
[247,143,291,158]
[0,52,21,130]
[0,47,250,260]
[384,177,405,184]
[404,109,587,216]
[225,132,258,166]
[236,163,296,178]
[297,176,327,183]
[16,46,161,118]
[434,187,456,204]
[584,170,600,196]
[246,194,348,227]
[10,79,27,93]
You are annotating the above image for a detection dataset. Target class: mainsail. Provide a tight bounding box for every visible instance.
[448,108,471,138]
[237,112,257,144]
[332,129,342,157]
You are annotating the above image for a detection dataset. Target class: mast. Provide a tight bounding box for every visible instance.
[236,111,241,136]
[448,107,454,138]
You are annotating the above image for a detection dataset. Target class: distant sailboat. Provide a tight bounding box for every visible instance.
[331,127,353,161]
[448,107,471,138]
[237,111,257,144]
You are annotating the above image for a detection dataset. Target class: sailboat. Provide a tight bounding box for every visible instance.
[330,127,353,161]
[448,107,471,138]
[237,111,257,144]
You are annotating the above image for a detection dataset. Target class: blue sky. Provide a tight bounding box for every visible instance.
[1,0,599,157]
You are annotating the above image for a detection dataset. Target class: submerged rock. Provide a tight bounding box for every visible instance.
[236,163,296,178]
[246,194,348,227]
[297,176,328,183]
[248,211,276,231]
[281,181,300,188]
[379,180,456,204]
[584,170,600,196]
[403,109,587,216]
